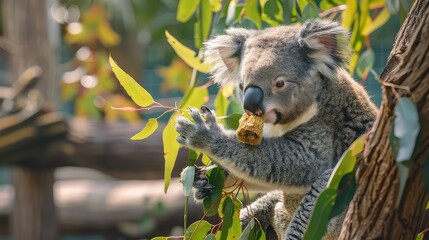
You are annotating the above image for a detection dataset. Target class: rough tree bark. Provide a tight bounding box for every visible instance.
[339,0,429,239]
[4,0,58,239]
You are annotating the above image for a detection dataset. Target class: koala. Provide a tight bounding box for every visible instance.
[175,19,377,239]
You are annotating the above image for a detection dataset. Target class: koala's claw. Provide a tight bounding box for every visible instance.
[193,171,215,201]
[175,107,222,150]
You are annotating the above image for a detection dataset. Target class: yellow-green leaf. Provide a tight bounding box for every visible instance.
[109,56,155,107]
[341,0,357,29]
[131,118,158,140]
[209,0,222,12]
[362,8,390,36]
[349,134,366,156]
[177,0,200,23]
[163,114,180,192]
[215,87,229,121]
[245,0,262,29]
[165,31,210,73]
[202,154,211,166]
[180,86,209,109]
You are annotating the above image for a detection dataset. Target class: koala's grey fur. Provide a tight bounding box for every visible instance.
[175,19,377,239]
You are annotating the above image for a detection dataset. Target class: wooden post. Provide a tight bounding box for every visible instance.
[3,0,58,239]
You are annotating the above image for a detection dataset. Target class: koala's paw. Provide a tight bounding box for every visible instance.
[240,207,253,230]
[192,174,215,201]
[175,106,222,151]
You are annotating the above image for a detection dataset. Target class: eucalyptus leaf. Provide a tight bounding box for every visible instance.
[177,0,200,22]
[109,56,154,107]
[220,197,234,240]
[165,31,210,73]
[302,188,337,240]
[130,118,158,140]
[185,220,212,240]
[203,167,226,216]
[163,114,180,192]
[356,49,375,77]
[396,162,409,206]
[205,233,217,240]
[386,0,399,15]
[239,219,265,240]
[393,98,420,162]
[330,173,356,218]
[182,166,196,197]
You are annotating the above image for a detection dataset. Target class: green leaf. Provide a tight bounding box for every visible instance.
[296,0,308,11]
[201,0,213,42]
[188,149,199,166]
[130,118,158,140]
[239,219,265,240]
[215,88,229,124]
[396,162,409,206]
[232,17,259,29]
[301,2,319,21]
[165,31,210,73]
[245,0,262,29]
[362,8,390,36]
[163,114,180,193]
[182,166,196,197]
[220,197,235,240]
[302,188,337,240]
[392,98,420,162]
[328,150,355,189]
[109,56,155,107]
[399,0,412,12]
[185,220,212,240]
[330,173,356,218]
[386,0,399,15]
[224,113,242,130]
[205,233,217,240]
[177,0,200,22]
[356,49,375,77]
[195,0,213,48]
[281,0,295,24]
[261,0,283,26]
[231,212,243,238]
[203,167,226,216]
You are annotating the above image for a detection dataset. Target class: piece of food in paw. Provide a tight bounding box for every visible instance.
[237,113,266,145]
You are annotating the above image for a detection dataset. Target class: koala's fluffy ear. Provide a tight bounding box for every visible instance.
[203,28,252,85]
[298,20,351,79]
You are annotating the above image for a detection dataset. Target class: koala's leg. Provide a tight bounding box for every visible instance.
[240,190,284,231]
[284,169,332,240]
[272,193,303,240]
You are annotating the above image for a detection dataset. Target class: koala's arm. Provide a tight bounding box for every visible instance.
[175,107,334,190]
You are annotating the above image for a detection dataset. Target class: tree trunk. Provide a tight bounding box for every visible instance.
[4,0,58,239]
[339,0,429,239]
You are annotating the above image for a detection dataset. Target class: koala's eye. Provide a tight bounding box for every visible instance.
[275,80,285,88]
[273,76,287,93]
[239,83,244,90]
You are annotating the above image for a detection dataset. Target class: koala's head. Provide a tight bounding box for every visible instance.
[203,20,350,125]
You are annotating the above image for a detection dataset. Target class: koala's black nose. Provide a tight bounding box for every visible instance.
[243,86,264,115]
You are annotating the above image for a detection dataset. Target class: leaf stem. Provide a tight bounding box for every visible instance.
[184,196,189,238]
